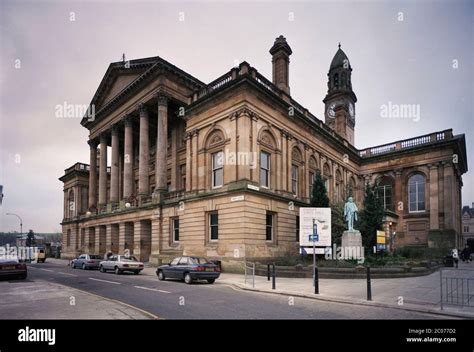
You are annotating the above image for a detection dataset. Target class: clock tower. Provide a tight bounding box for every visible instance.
[323,43,357,145]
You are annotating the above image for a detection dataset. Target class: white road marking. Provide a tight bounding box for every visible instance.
[134,286,170,294]
[38,268,54,272]
[88,278,121,285]
[58,272,77,277]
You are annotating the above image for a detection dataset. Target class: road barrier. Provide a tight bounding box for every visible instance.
[244,261,255,288]
[440,268,474,310]
[366,266,372,301]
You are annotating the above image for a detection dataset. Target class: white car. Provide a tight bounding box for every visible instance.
[99,255,144,275]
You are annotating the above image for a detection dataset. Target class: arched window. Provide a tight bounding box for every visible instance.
[348,177,356,198]
[258,129,277,189]
[205,129,226,189]
[323,163,331,195]
[408,174,425,212]
[334,73,339,88]
[291,147,303,196]
[308,156,318,197]
[376,176,394,211]
[335,170,343,203]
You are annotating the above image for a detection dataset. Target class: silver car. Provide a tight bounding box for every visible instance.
[99,255,144,275]
[71,254,102,270]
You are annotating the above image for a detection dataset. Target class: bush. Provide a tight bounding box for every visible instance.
[394,247,448,260]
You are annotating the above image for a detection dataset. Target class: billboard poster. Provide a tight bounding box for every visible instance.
[299,207,331,247]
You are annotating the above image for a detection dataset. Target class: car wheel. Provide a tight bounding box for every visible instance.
[19,274,27,280]
[82,263,86,270]
[207,279,215,284]
[114,267,121,275]
[99,265,105,273]
[157,270,165,281]
[71,262,76,269]
[133,271,139,275]
[184,273,193,284]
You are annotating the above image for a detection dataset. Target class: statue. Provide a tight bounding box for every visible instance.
[344,196,358,231]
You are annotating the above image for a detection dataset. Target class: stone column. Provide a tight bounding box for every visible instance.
[155,94,169,193]
[443,162,454,229]
[119,222,134,254]
[280,131,287,191]
[98,134,108,206]
[170,123,177,191]
[134,220,151,262]
[191,130,199,190]
[185,132,192,191]
[110,126,120,203]
[88,140,98,209]
[123,116,134,199]
[429,164,439,230]
[238,111,251,181]
[138,104,150,195]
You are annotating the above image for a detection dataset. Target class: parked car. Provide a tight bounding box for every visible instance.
[71,254,103,270]
[35,249,46,263]
[99,255,144,275]
[0,257,27,280]
[156,256,221,284]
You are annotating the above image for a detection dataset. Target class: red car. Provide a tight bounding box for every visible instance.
[0,257,27,280]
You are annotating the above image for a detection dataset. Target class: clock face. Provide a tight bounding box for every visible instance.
[327,102,337,118]
[349,102,355,118]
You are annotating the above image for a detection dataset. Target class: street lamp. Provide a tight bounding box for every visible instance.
[6,213,23,236]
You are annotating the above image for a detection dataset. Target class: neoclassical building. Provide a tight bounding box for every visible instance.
[60,35,468,264]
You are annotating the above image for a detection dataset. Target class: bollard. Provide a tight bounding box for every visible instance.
[366,266,372,301]
[272,263,276,290]
[314,267,319,294]
[267,263,271,281]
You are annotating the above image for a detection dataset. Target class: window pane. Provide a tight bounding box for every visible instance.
[261,152,269,169]
[211,226,218,240]
[210,213,218,225]
[214,168,223,187]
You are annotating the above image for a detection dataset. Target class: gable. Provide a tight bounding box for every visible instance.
[100,73,142,108]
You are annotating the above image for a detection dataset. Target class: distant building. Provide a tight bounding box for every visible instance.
[462,203,474,248]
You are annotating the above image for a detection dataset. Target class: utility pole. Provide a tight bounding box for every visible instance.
[6,213,23,236]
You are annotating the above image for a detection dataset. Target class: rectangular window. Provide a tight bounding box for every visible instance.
[209,212,219,241]
[292,165,298,194]
[212,152,223,188]
[172,218,180,242]
[260,152,270,188]
[266,213,274,241]
[296,215,300,242]
[309,172,314,197]
[180,164,186,190]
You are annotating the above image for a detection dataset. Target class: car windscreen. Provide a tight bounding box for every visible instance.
[121,256,138,262]
[189,257,211,265]
[89,255,102,259]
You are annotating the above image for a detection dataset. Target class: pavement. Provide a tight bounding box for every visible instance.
[0,276,155,319]
[0,258,454,319]
[216,261,474,319]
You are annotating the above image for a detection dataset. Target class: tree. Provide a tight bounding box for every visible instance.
[358,183,384,248]
[26,229,36,247]
[310,170,329,207]
[331,202,346,245]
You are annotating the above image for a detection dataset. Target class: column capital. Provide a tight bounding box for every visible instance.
[124,114,134,127]
[138,103,148,114]
[88,139,99,148]
[155,93,169,106]
[111,125,120,135]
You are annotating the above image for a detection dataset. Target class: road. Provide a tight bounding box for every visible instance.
[5,260,451,319]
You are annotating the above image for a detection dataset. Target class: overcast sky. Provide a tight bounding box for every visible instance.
[0,0,472,233]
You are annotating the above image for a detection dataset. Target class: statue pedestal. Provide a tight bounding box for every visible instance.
[341,230,364,261]
[342,230,362,248]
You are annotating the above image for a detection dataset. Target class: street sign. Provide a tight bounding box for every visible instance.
[299,207,331,247]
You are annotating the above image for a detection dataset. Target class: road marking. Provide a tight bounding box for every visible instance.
[39,269,54,272]
[134,286,170,294]
[88,278,121,285]
[58,272,77,277]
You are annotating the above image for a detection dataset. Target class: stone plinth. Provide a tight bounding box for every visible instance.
[342,230,362,248]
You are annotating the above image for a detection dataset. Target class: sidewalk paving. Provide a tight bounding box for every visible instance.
[217,261,474,319]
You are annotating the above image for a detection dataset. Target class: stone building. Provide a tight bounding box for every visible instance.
[462,203,474,248]
[59,35,468,264]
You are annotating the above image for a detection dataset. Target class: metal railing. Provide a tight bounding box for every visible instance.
[440,268,474,310]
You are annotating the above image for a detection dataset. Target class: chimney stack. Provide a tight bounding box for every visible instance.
[269,35,292,95]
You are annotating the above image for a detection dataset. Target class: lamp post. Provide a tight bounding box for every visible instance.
[6,213,23,236]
